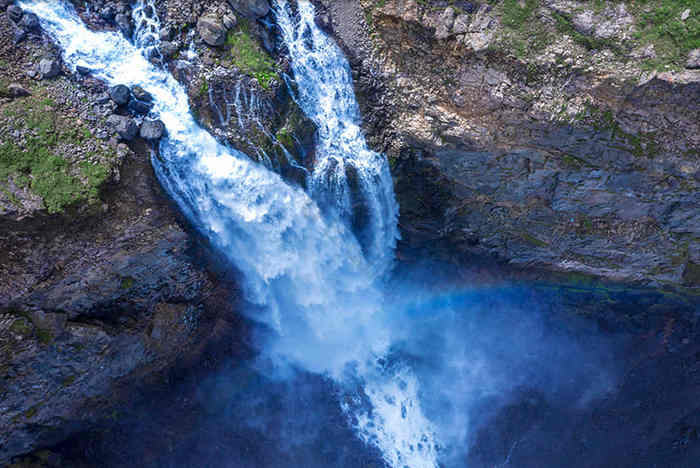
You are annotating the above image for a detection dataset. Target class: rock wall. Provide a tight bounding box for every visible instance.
[316,0,700,293]
[1,0,699,463]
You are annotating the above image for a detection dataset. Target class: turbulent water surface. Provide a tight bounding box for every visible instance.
[20,1,620,467]
[20,0,437,466]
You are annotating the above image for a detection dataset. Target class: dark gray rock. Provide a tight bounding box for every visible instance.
[20,12,39,30]
[13,28,27,44]
[114,13,131,36]
[223,14,238,30]
[0,0,12,10]
[7,4,22,22]
[76,65,91,75]
[99,6,115,21]
[131,85,153,102]
[109,84,131,106]
[140,119,166,140]
[129,99,153,115]
[197,14,227,46]
[227,0,270,18]
[159,26,173,41]
[106,114,138,140]
[38,58,61,79]
[6,83,31,98]
[159,40,179,58]
[686,48,700,69]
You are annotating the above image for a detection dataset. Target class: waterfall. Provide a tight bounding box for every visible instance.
[275,0,400,279]
[132,0,162,62]
[19,1,438,466]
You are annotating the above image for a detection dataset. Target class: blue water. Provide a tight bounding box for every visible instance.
[20,1,437,466]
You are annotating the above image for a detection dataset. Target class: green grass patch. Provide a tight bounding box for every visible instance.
[501,0,539,29]
[632,0,700,70]
[226,22,278,90]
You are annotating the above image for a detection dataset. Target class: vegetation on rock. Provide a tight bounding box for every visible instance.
[226,20,278,89]
[0,91,112,214]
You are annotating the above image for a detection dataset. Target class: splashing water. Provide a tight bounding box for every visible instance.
[132,0,162,61]
[275,0,400,278]
[19,1,438,466]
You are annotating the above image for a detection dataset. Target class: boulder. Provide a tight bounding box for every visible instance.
[7,83,31,98]
[106,114,138,140]
[20,12,39,30]
[140,119,166,141]
[435,6,456,39]
[227,0,270,18]
[129,99,153,115]
[7,5,22,23]
[109,84,131,106]
[13,28,26,44]
[38,58,61,79]
[159,41,179,58]
[686,48,700,69]
[197,15,227,46]
[223,14,238,30]
[114,13,131,36]
[131,85,153,102]
[99,6,115,21]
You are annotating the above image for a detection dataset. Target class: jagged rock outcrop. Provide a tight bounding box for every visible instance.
[315,0,700,293]
[0,4,241,464]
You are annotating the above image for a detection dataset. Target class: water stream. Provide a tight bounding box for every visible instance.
[19,1,437,466]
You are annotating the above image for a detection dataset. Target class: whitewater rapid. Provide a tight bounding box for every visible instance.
[20,1,438,466]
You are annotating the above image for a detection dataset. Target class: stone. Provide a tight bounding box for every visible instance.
[159,41,179,58]
[7,4,22,22]
[99,6,115,21]
[107,114,138,140]
[7,5,24,23]
[681,9,691,21]
[13,28,27,44]
[95,92,111,105]
[114,13,131,35]
[109,84,131,106]
[222,14,238,30]
[227,0,270,18]
[453,14,470,35]
[76,65,91,75]
[160,27,173,41]
[129,99,153,115]
[140,119,166,140]
[435,7,456,40]
[6,83,31,98]
[686,48,700,69]
[20,12,39,30]
[197,15,227,46]
[39,58,61,79]
[131,85,153,102]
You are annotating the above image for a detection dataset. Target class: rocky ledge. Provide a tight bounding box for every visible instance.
[315,0,699,294]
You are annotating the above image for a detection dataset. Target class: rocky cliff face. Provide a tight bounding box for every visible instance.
[1,0,698,464]
[315,0,700,293]
[0,2,247,463]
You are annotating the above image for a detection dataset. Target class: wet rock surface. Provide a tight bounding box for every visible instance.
[1,0,699,465]
[139,118,165,140]
[316,0,700,292]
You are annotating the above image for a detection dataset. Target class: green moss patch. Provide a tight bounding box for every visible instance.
[633,0,700,70]
[226,21,278,89]
[0,93,112,214]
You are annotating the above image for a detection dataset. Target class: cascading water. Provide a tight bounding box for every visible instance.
[275,1,400,278]
[132,0,162,61]
[19,1,437,466]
